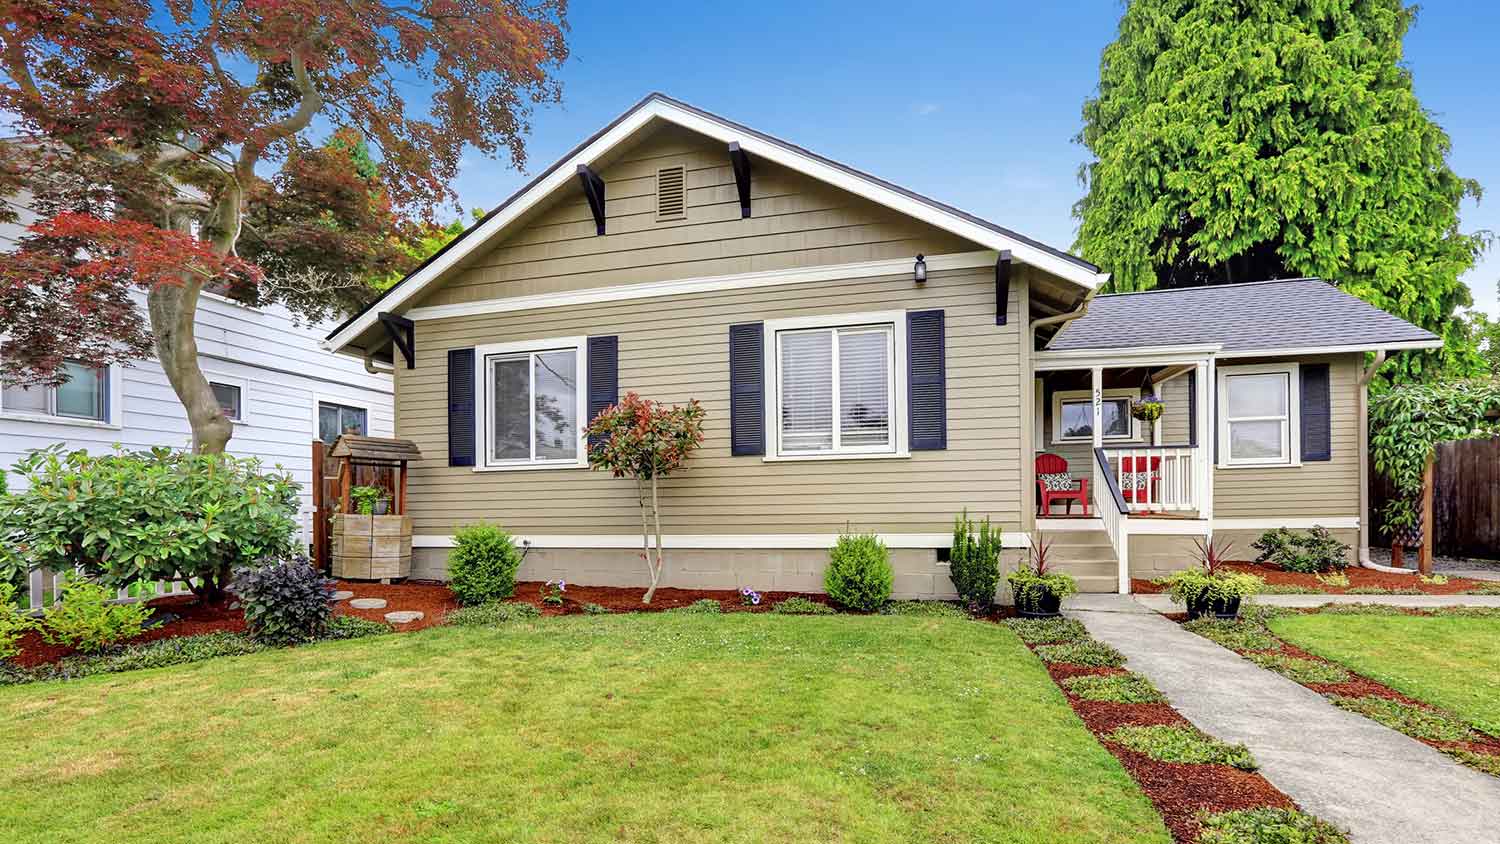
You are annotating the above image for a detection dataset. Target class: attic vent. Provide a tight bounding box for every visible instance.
[655,165,686,221]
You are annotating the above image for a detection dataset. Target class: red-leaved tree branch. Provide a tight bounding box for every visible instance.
[0,0,569,452]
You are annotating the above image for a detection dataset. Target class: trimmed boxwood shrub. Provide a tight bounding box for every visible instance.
[448,523,524,606]
[232,557,335,645]
[948,509,1002,610]
[42,580,153,653]
[824,532,893,611]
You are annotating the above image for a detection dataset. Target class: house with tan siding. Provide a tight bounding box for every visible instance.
[321,93,1441,598]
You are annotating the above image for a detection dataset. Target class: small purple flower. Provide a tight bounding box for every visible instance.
[558,580,567,592]
[751,593,761,605]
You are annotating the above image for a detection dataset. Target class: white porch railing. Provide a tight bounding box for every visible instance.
[25,568,195,614]
[1098,445,1200,514]
[1092,448,1130,595]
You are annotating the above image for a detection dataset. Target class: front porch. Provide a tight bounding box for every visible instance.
[1030,346,1219,593]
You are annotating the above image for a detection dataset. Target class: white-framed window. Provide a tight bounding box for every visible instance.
[474,336,588,471]
[1051,388,1138,444]
[317,400,369,444]
[1217,363,1300,467]
[766,311,907,460]
[207,375,247,423]
[0,359,118,426]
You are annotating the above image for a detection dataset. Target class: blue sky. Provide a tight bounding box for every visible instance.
[447,0,1500,318]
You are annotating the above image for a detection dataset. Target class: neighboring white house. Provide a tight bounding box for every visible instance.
[0,194,395,544]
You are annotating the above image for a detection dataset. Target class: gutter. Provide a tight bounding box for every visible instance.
[1355,351,1411,574]
[1030,290,1094,345]
[363,351,395,376]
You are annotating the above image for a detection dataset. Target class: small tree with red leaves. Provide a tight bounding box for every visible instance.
[584,392,706,604]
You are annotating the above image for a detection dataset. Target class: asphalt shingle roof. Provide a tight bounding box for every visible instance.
[1047,278,1440,353]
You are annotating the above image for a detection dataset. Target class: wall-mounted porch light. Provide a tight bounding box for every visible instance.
[913,254,927,285]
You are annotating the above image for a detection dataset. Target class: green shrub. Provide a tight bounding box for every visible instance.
[1251,526,1350,573]
[1315,572,1350,588]
[1182,619,1280,652]
[1035,639,1125,668]
[770,596,835,615]
[1419,573,1448,586]
[0,582,36,662]
[231,557,334,646]
[1105,724,1257,770]
[446,601,541,626]
[447,523,524,606]
[0,446,299,602]
[1061,673,1164,703]
[670,598,722,614]
[1,631,264,686]
[1004,617,1088,645]
[1247,652,1350,684]
[879,600,968,619]
[823,533,893,611]
[948,510,1002,610]
[324,615,392,640]
[349,485,383,515]
[1196,808,1350,844]
[41,580,152,653]
[1329,695,1472,742]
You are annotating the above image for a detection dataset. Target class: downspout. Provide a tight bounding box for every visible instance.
[363,350,395,376]
[1356,351,1410,574]
[1030,290,1094,338]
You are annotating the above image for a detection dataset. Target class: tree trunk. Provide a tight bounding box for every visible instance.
[148,280,233,453]
[645,472,665,604]
[637,475,655,604]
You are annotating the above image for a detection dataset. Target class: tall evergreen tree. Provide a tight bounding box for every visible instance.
[1073,0,1488,380]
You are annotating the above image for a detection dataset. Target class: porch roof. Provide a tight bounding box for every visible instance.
[1048,278,1441,357]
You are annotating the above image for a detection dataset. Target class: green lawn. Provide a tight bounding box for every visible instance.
[1269,612,1500,737]
[1,613,1169,844]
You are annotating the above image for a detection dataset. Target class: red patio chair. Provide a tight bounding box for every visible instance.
[1035,453,1089,517]
[1118,455,1162,508]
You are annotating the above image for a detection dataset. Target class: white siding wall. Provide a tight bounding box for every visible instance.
[0,293,394,541]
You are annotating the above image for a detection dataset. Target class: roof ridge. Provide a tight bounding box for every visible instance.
[1094,277,1328,299]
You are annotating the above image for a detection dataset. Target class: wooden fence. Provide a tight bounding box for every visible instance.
[1370,436,1500,560]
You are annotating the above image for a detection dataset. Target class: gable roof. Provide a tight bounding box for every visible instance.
[324,93,1108,354]
[1046,278,1442,356]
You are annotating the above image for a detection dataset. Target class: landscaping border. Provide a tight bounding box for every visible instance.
[1179,605,1500,779]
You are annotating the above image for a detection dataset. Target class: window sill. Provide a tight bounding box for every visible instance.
[1215,461,1302,470]
[0,411,121,431]
[1051,437,1140,446]
[472,462,589,473]
[763,451,912,463]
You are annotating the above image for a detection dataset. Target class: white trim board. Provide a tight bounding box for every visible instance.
[412,532,1032,550]
[1212,517,1359,530]
[325,94,1107,353]
[406,251,997,322]
[1036,517,1359,536]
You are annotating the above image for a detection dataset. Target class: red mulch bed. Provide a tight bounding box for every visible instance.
[1021,633,1303,843]
[1132,562,1487,595]
[334,579,458,632]
[507,581,833,616]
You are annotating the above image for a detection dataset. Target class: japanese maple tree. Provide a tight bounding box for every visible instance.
[584,392,706,604]
[0,0,569,451]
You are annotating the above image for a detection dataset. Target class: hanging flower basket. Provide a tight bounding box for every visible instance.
[1131,395,1165,422]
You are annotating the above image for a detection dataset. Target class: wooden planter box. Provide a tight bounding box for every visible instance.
[331,514,413,581]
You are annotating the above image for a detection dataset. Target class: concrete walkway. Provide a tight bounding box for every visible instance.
[1128,592,1500,613]
[1066,595,1500,844]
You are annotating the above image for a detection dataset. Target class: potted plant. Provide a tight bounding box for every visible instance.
[1131,394,1165,423]
[1156,537,1262,620]
[1006,534,1077,618]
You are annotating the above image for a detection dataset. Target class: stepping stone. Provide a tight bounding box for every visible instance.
[385,610,424,624]
[331,590,354,601]
[348,597,387,610]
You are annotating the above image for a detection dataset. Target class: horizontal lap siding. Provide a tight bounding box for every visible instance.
[1211,355,1361,518]
[397,266,1023,536]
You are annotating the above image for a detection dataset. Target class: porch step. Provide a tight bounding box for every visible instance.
[1073,575,1121,594]
[1038,529,1119,593]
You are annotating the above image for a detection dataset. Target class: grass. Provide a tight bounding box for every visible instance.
[1061,673,1164,704]
[1035,639,1127,668]
[1245,652,1350,685]
[1327,695,1473,743]
[1269,612,1500,738]
[1104,724,1257,771]
[0,612,1170,844]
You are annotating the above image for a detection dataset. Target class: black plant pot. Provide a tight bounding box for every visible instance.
[1016,589,1064,619]
[1186,594,1241,620]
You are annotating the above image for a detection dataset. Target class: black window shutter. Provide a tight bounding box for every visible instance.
[908,309,947,451]
[1300,363,1332,461]
[447,348,476,467]
[587,335,619,449]
[1186,370,1197,447]
[728,323,765,456]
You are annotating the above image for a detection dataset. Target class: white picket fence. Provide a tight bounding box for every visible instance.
[21,510,313,613]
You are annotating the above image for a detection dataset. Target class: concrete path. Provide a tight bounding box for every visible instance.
[1127,592,1500,613]
[1066,595,1500,844]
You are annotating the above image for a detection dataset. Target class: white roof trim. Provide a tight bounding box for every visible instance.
[1213,340,1443,359]
[324,96,1106,353]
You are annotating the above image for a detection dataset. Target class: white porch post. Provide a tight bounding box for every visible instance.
[1090,366,1104,452]
[1197,358,1214,524]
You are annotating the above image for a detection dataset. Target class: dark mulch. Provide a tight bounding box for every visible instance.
[1046,663,1126,682]
[1073,700,1186,733]
[335,579,457,631]
[10,594,246,668]
[1110,748,1294,843]
[1131,562,1486,595]
[507,581,832,616]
